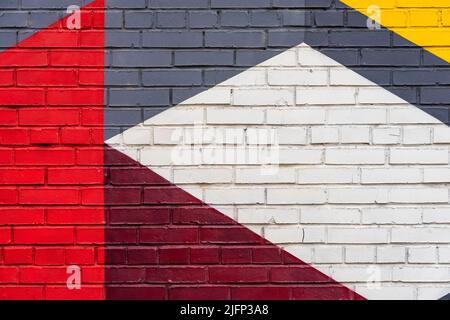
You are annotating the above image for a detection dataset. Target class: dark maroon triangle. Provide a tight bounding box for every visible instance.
[104,147,364,300]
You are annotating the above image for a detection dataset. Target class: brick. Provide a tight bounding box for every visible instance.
[60,128,91,145]
[423,208,450,224]
[35,248,65,266]
[76,148,103,165]
[49,50,103,67]
[145,267,206,283]
[47,168,103,185]
[222,247,252,264]
[143,31,202,47]
[30,128,59,145]
[47,208,104,225]
[268,69,327,85]
[0,109,17,126]
[205,31,265,48]
[0,70,14,86]
[143,187,200,205]
[125,11,154,28]
[150,0,209,8]
[390,149,449,164]
[311,127,339,144]
[127,248,158,265]
[0,227,12,244]
[14,227,74,245]
[264,227,303,244]
[207,109,264,124]
[0,208,44,225]
[325,148,385,165]
[328,189,389,204]
[267,189,326,204]
[0,89,45,106]
[109,89,170,107]
[329,30,390,47]
[190,247,220,264]
[328,228,389,244]
[211,0,271,8]
[106,286,165,300]
[408,247,437,264]
[328,108,387,124]
[362,208,422,225]
[0,129,29,146]
[76,227,105,244]
[341,127,370,144]
[106,267,145,283]
[17,69,77,87]
[300,208,360,224]
[314,246,343,263]
[109,207,170,225]
[174,50,234,66]
[315,11,344,26]
[391,228,450,243]
[361,49,421,66]
[142,70,202,86]
[292,286,353,300]
[19,267,68,284]
[297,87,356,105]
[392,266,450,282]
[47,89,103,106]
[361,168,422,184]
[140,227,198,244]
[252,247,283,264]
[390,189,448,204]
[345,247,376,264]
[0,188,18,205]
[204,188,265,205]
[111,50,171,68]
[270,266,329,283]
[251,10,281,27]
[174,168,233,184]
[157,247,189,265]
[200,227,262,244]
[0,12,28,27]
[189,11,218,28]
[0,266,18,283]
[267,108,325,125]
[236,168,296,184]
[0,286,43,299]
[19,108,79,126]
[221,10,249,27]
[45,286,104,300]
[403,127,431,145]
[66,247,95,265]
[19,188,79,205]
[372,128,401,144]
[209,266,269,283]
[3,247,33,265]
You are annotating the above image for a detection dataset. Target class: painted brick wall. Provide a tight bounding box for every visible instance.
[0,0,105,299]
[1,0,450,300]
[104,0,450,300]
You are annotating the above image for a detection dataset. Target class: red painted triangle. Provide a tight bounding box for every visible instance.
[0,0,105,300]
[104,147,363,300]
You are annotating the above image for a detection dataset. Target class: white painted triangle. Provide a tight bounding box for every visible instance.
[107,43,450,300]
